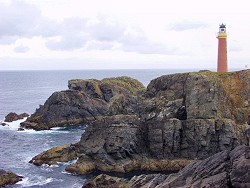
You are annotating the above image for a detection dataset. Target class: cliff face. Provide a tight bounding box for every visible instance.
[143,70,249,160]
[83,145,250,188]
[29,70,250,176]
[21,76,145,130]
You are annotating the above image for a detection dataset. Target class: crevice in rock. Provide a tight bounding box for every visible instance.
[162,128,165,158]
[176,105,187,120]
[225,151,233,188]
[85,108,97,120]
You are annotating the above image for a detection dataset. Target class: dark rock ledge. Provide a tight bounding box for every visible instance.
[0,169,22,187]
[82,145,250,188]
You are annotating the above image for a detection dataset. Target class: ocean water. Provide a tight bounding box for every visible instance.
[0,69,198,188]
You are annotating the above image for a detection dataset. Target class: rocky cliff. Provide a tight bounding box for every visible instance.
[142,70,249,160]
[82,145,250,188]
[21,76,145,130]
[29,70,250,177]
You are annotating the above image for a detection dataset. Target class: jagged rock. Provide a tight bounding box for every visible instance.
[4,112,29,122]
[82,174,128,188]
[29,70,250,178]
[142,70,249,160]
[30,143,80,166]
[21,76,145,130]
[128,145,250,188]
[83,145,250,188]
[0,169,22,187]
[17,127,25,131]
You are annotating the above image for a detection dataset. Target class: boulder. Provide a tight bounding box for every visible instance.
[4,112,29,122]
[0,122,9,126]
[0,169,22,187]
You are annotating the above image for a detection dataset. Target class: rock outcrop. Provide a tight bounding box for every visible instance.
[29,70,250,177]
[4,112,29,122]
[83,145,250,188]
[21,76,145,130]
[82,174,128,188]
[0,169,22,187]
[29,142,80,166]
[142,70,249,160]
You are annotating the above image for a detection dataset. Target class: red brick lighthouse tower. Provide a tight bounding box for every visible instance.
[217,24,228,72]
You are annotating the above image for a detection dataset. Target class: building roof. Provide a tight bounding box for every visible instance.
[219,23,226,28]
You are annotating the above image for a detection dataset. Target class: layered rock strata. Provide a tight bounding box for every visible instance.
[82,145,250,188]
[29,70,250,176]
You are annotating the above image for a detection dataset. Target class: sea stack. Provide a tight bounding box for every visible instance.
[217,23,228,72]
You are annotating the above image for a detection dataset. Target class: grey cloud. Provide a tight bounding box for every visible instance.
[14,45,29,53]
[0,0,41,38]
[45,16,125,51]
[0,36,18,44]
[0,1,173,54]
[168,20,208,31]
[119,31,176,55]
[46,33,88,51]
[45,18,89,50]
[88,16,125,41]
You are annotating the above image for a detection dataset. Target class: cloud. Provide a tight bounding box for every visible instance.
[14,45,29,53]
[0,1,172,54]
[45,18,89,50]
[88,16,126,41]
[85,40,115,51]
[0,0,41,38]
[168,20,208,31]
[46,34,87,51]
[45,15,171,54]
[119,28,176,54]
[0,36,18,45]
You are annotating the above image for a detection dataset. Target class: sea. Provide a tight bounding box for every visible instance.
[0,69,209,187]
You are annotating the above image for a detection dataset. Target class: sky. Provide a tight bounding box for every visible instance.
[0,0,250,70]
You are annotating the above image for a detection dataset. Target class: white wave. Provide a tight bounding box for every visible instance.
[16,176,55,187]
[22,129,70,134]
[0,117,27,131]
[41,163,59,168]
[61,170,72,175]
[70,183,83,188]
[57,158,78,166]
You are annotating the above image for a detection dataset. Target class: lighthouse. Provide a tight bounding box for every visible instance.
[217,24,228,72]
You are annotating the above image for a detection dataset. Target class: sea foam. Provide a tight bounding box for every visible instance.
[16,176,57,187]
[0,117,27,131]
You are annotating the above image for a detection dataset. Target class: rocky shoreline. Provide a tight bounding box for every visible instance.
[0,169,22,187]
[82,145,250,188]
[13,70,250,187]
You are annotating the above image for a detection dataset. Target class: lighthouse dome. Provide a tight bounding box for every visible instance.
[219,24,226,28]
